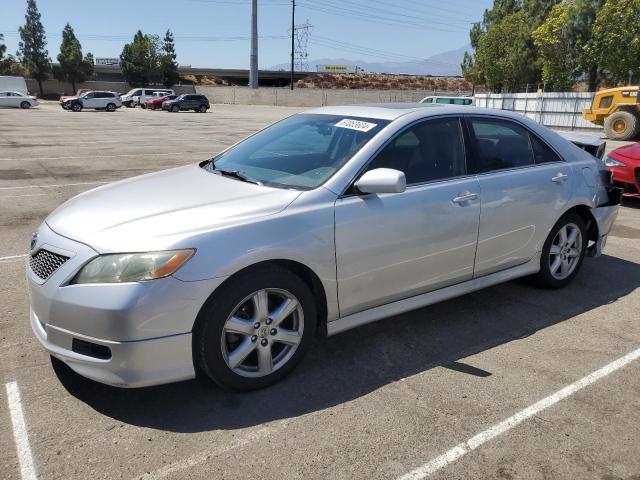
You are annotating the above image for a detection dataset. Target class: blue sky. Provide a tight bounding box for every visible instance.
[2,0,492,69]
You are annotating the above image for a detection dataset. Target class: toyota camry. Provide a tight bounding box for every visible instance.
[28,104,620,390]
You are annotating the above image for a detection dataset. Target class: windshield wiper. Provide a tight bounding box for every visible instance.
[212,166,262,185]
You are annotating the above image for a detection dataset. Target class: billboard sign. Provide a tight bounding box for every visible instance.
[317,64,355,74]
[95,58,120,65]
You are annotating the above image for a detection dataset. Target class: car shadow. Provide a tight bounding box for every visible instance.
[52,254,640,433]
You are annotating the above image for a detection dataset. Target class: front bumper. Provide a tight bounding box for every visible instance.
[27,222,227,387]
[31,308,195,387]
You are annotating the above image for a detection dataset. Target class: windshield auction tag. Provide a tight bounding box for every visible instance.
[334,119,377,132]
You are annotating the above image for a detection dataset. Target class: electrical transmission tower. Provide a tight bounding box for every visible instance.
[293,21,312,72]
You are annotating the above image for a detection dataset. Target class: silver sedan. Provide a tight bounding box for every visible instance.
[28,104,620,390]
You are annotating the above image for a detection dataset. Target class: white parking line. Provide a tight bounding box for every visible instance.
[134,423,286,480]
[0,181,109,191]
[0,254,27,263]
[397,346,640,480]
[5,382,37,480]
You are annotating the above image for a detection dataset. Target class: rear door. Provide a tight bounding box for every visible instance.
[334,116,481,316]
[465,116,573,277]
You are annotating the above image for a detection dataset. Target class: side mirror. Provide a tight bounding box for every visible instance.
[354,168,406,194]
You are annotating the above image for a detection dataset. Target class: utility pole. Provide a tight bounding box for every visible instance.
[290,0,295,90]
[249,0,258,89]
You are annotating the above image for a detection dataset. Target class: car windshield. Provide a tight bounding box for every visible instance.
[207,114,389,190]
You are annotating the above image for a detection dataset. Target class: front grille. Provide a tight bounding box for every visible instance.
[29,249,70,280]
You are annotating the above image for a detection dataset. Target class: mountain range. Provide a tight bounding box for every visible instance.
[270,44,470,76]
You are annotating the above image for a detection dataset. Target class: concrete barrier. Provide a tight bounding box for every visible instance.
[196,86,473,108]
[26,79,195,97]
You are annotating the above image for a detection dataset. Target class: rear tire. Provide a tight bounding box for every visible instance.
[531,213,587,289]
[194,265,316,391]
[198,104,207,113]
[604,111,639,140]
[20,101,31,109]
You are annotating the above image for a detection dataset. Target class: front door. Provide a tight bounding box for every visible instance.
[465,116,573,276]
[334,117,481,316]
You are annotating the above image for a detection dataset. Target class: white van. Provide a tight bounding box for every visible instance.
[419,96,474,106]
[0,76,29,95]
[120,87,174,107]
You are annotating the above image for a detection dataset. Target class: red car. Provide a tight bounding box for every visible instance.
[605,142,640,197]
[144,94,178,110]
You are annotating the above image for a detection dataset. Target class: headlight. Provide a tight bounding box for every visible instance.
[604,155,626,167]
[72,249,195,284]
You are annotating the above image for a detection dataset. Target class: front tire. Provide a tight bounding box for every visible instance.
[20,101,31,109]
[171,105,180,113]
[532,213,587,289]
[604,111,639,140]
[194,265,317,391]
[71,102,82,112]
[106,103,116,112]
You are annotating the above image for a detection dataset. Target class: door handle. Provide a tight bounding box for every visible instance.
[552,173,569,183]
[452,192,478,204]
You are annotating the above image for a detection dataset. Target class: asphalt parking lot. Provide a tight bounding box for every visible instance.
[1,102,639,480]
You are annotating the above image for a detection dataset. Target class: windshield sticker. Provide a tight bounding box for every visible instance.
[334,119,378,132]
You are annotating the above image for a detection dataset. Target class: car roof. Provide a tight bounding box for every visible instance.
[304,103,519,121]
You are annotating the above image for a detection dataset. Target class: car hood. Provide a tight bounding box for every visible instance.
[611,142,640,161]
[45,164,302,252]
[61,96,79,102]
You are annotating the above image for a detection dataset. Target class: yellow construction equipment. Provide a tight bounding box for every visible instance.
[582,86,640,140]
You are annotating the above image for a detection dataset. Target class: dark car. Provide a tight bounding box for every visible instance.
[162,94,210,113]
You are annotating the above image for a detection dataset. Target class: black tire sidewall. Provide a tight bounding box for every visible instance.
[106,103,115,112]
[195,265,317,391]
[20,101,30,109]
[72,102,82,112]
[172,105,179,112]
[536,213,587,289]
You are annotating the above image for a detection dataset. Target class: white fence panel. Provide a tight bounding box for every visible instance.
[474,92,599,131]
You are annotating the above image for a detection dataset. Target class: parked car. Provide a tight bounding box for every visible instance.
[28,104,620,390]
[162,94,209,112]
[120,88,174,108]
[0,90,38,109]
[420,95,474,105]
[144,94,178,110]
[61,91,122,112]
[604,142,640,196]
[60,89,93,103]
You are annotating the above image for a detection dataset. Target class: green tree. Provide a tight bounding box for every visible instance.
[159,29,179,87]
[53,24,94,93]
[0,33,6,62]
[17,0,50,96]
[120,30,162,87]
[476,11,540,91]
[533,2,575,89]
[591,0,640,85]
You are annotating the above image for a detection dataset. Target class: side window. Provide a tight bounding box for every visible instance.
[133,89,142,96]
[529,133,562,164]
[599,95,613,108]
[468,118,534,173]
[367,117,467,185]
[435,98,452,104]
[424,98,433,103]
[453,98,473,105]
[84,92,95,98]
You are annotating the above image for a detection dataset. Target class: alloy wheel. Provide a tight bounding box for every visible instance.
[221,288,303,378]
[549,222,582,280]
